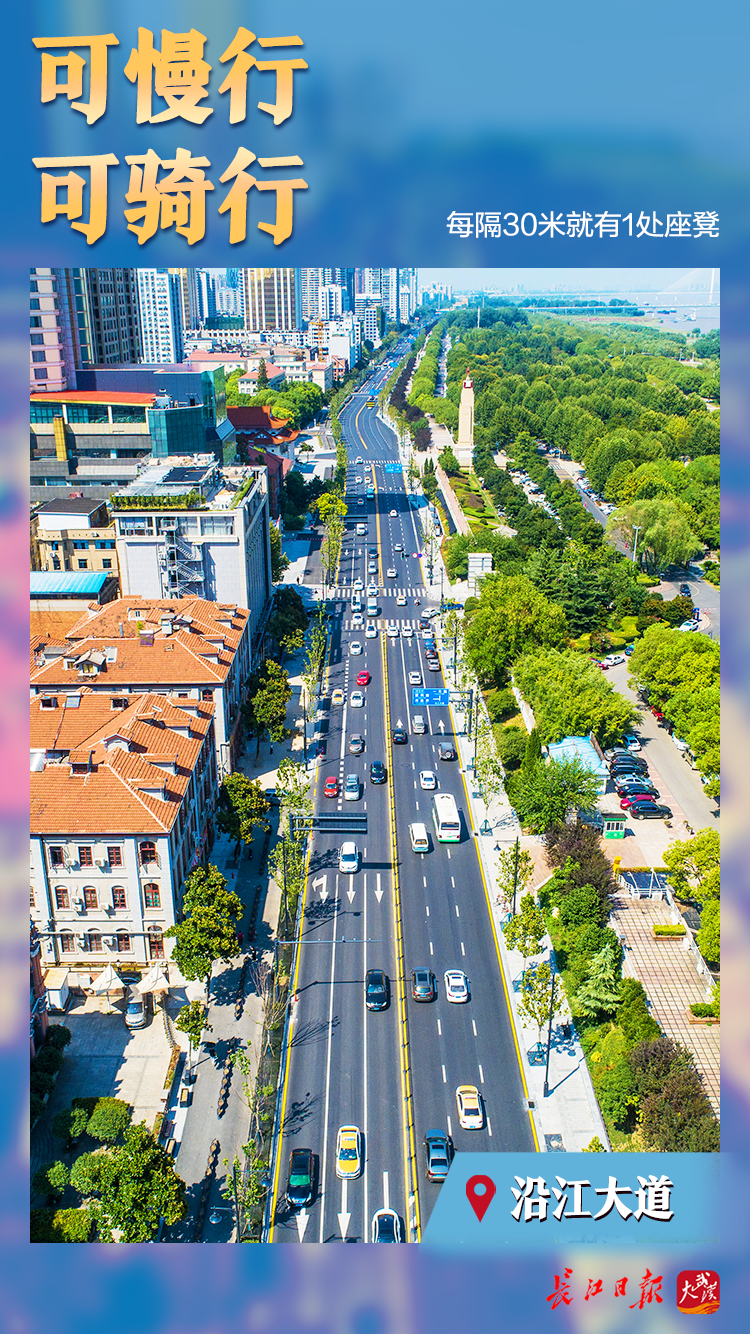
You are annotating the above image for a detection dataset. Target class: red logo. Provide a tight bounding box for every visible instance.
[676,1271,720,1315]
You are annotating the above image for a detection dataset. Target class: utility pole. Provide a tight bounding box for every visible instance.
[512,836,520,915]
[632,525,642,565]
[543,969,557,1098]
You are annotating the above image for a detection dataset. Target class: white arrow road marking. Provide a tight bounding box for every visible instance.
[383,1170,390,1211]
[313,874,328,902]
[375,872,384,903]
[338,1178,351,1240]
[347,884,355,903]
[295,1210,310,1242]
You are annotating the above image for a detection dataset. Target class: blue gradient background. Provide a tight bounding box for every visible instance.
[1,2,748,1330]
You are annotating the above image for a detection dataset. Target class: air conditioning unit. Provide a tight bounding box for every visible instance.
[95,858,107,868]
[72,897,84,912]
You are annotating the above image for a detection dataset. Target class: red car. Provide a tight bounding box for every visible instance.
[619,792,657,810]
[323,777,339,798]
[356,670,370,686]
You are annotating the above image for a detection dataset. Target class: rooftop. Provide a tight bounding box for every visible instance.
[111,454,262,509]
[30,391,157,406]
[36,499,107,518]
[31,571,111,598]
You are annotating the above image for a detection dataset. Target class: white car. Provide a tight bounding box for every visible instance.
[444,970,469,1003]
[604,653,625,666]
[402,625,413,638]
[367,583,379,596]
[455,1084,484,1130]
[396,593,407,606]
[424,608,439,619]
[350,641,362,655]
[351,614,364,629]
[389,510,397,517]
[419,770,436,790]
[355,456,363,465]
[371,1208,403,1243]
[365,623,378,638]
[350,691,365,708]
[368,562,379,574]
[409,671,422,686]
[386,622,399,637]
[355,476,362,483]
[387,568,397,578]
[331,689,345,706]
[338,843,359,874]
[353,579,364,591]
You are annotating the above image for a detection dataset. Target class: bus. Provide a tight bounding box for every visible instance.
[431,793,461,843]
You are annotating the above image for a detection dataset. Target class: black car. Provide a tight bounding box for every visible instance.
[679,583,691,597]
[423,1130,453,1181]
[365,969,389,1010]
[610,757,648,776]
[411,967,436,1001]
[615,780,659,799]
[438,741,456,761]
[370,760,387,784]
[392,728,408,744]
[629,801,672,820]
[286,1148,315,1208]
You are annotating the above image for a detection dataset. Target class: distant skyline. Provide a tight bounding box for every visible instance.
[418,268,719,295]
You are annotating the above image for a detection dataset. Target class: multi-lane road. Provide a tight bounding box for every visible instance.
[267,362,535,1244]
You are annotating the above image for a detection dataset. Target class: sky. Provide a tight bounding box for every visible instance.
[417,268,720,294]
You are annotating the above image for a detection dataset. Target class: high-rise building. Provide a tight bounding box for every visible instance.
[379,268,400,323]
[243,268,300,332]
[319,284,344,320]
[136,269,185,363]
[30,268,141,393]
[299,267,322,322]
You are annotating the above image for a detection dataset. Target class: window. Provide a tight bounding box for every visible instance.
[30,298,40,309]
[102,559,112,569]
[30,333,44,346]
[201,689,213,701]
[85,931,103,952]
[148,928,165,960]
[139,841,157,866]
[78,846,93,866]
[83,887,97,909]
[77,559,88,569]
[34,369,48,381]
[49,846,64,867]
[54,887,69,910]
[72,541,89,550]
[112,886,126,909]
[30,887,35,907]
[60,932,75,954]
[107,846,122,867]
[32,351,46,363]
[143,883,160,909]
[116,931,131,953]
[30,316,42,328]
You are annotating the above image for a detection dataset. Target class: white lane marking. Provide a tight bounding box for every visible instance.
[413,780,417,789]
[487,1116,493,1138]
[425,905,430,917]
[319,893,340,1243]
[455,905,460,917]
[472,1020,477,1036]
[429,941,434,955]
[382,1170,390,1211]
[447,849,451,860]
[451,877,455,888]
[447,1115,453,1137]
[423,876,427,887]
[461,942,466,956]
[442,1064,447,1084]
[437,1019,442,1036]
[415,800,419,810]
[340,705,348,760]
[347,876,355,904]
[478,1064,485,1084]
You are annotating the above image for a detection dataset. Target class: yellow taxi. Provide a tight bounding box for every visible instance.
[335,1125,362,1178]
[455,1084,484,1130]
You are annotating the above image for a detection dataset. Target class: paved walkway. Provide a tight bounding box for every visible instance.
[609,890,719,1114]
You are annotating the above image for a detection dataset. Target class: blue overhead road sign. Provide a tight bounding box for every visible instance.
[384,463,401,473]
[411,688,450,707]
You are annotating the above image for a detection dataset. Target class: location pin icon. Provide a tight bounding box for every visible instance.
[466,1174,496,1222]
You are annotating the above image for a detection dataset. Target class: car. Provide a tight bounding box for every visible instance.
[595,658,610,670]
[624,643,635,656]
[679,621,698,632]
[394,543,403,553]
[650,705,665,722]
[402,625,413,638]
[455,1085,484,1130]
[604,653,625,667]
[623,733,641,751]
[615,781,659,799]
[344,773,360,801]
[324,777,339,798]
[355,456,363,465]
[368,562,379,575]
[356,670,370,686]
[673,736,690,751]
[335,1125,362,1179]
[339,842,359,873]
[365,969,389,1011]
[370,760,387,784]
[423,1130,454,1182]
[125,987,147,1029]
[350,641,362,655]
[331,689,345,705]
[357,498,364,506]
[620,792,660,810]
[679,583,691,597]
[419,770,436,790]
[351,614,364,629]
[423,636,436,648]
[285,1147,315,1208]
[366,488,374,498]
[409,671,422,686]
[365,623,378,638]
[389,510,397,517]
[427,658,441,671]
[355,476,362,483]
[367,583,378,596]
[350,691,365,708]
[387,621,399,637]
[629,802,673,820]
[387,567,397,578]
[438,741,456,761]
[392,727,408,744]
[424,608,440,619]
[411,967,436,1001]
[371,1208,403,1242]
[610,758,649,777]
[349,734,365,754]
[444,970,469,1003]
[353,579,364,591]
[396,593,407,606]
[419,619,430,632]
[368,547,378,558]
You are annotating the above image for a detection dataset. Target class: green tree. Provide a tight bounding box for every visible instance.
[95,1124,187,1242]
[517,960,564,1041]
[521,727,542,775]
[165,865,244,984]
[86,1097,132,1144]
[495,840,534,912]
[463,574,568,686]
[256,358,269,390]
[269,524,289,582]
[244,659,293,756]
[44,1024,72,1051]
[217,773,270,856]
[52,1103,89,1147]
[70,1152,104,1197]
[606,498,701,572]
[496,725,527,771]
[513,648,638,747]
[440,445,461,476]
[279,628,306,661]
[275,756,314,826]
[662,828,719,904]
[174,1000,211,1069]
[503,892,546,972]
[510,756,602,834]
[696,899,720,965]
[311,491,348,525]
[574,942,622,1018]
[32,1159,70,1203]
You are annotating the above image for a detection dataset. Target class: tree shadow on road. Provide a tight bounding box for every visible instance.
[281,1089,322,1134]
[290,1015,339,1050]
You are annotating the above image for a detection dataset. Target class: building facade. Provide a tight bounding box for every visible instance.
[32,499,118,580]
[243,268,300,333]
[136,269,185,363]
[30,268,141,395]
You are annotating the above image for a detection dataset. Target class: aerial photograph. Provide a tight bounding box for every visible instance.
[29,266,720,1243]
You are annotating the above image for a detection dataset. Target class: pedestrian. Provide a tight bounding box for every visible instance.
[269,744,274,755]
[237,931,243,949]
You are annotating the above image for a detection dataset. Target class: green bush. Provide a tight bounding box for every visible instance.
[653,924,686,937]
[30,1070,55,1100]
[30,1207,93,1243]
[689,1003,716,1018]
[496,726,527,771]
[53,1104,90,1144]
[70,1151,104,1196]
[45,1025,72,1051]
[628,1036,719,1152]
[87,1097,132,1144]
[32,1160,70,1201]
[32,1045,64,1076]
[616,978,662,1046]
[558,884,603,930]
[486,688,516,722]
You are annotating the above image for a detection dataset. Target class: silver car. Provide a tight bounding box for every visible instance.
[344,773,360,801]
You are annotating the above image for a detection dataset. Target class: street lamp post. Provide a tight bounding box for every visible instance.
[631,524,642,565]
[543,969,557,1098]
[511,836,520,915]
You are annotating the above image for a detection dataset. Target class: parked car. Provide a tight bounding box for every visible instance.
[623,733,641,751]
[285,1148,315,1208]
[423,1130,453,1181]
[629,802,673,820]
[125,987,147,1029]
[620,792,661,810]
[331,689,345,705]
[615,780,659,799]
[365,969,390,1011]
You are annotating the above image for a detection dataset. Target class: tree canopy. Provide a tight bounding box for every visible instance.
[513,648,639,746]
[463,574,568,686]
[165,865,244,982]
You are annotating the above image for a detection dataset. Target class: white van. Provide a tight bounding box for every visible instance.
[411,715,427,735]
[367,598,378,617]
[409,823,429,853]
[356,523,367,536]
